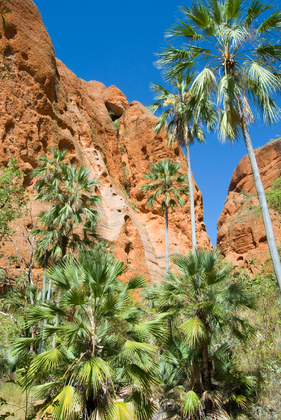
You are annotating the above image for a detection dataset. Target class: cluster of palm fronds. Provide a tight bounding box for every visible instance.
[1,248,258,420]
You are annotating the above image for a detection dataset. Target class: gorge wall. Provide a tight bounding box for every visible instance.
[217,139,281,274]
[0,0,210,283]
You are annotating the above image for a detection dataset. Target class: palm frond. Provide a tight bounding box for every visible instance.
[37,385,83,420]
[106,401,135,420]
[182,390,202,417]
[77,356,112,398]
[180,316,207,345]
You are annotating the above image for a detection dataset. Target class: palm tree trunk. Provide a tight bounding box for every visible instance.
[240,108,281,291]
[185,138,197,252]
[202,339,211,391]
[165,202,169,280]
[42,198,54,303]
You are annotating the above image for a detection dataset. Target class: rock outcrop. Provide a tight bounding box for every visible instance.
[0,0,210,283]
[217,139,281,273]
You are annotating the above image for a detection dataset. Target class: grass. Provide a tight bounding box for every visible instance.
[0,381,34,420]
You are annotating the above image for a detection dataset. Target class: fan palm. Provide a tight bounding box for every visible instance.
[149,72,217,251]
[32,148,68,302]
[145,250,257,418]
[141,159,189,277]
[33,159,101,262]
[157,0,281,290]
[13,250,164,420]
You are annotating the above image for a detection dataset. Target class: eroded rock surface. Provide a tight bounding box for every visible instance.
[0,0,210,283]
[217,139,281,273]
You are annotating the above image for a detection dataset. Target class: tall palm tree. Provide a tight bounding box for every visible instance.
[145,250,257,419]
[141,159,189,277]
[13,250,163,420]
[157,0,281,290]
[149,72,217,251]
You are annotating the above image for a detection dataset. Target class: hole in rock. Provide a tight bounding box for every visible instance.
[237,256,243,261]
[141,146,147,154]
[23,170,32,188]
[70,157,78,165]
[5,121,14,133]
[107,108,120,122]
[58,139,75,152]
[5,25,17,40]
[125,242,132,254]
[21,52,28,61]
[4,46,14,57]
[174,147,180,156]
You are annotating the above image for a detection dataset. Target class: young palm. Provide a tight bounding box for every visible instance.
[149,72,217,251]
[141,159,189,277]
[32,148,68,302]
[33,162,101,261]
[146,250,257,419]
[13,250,164,420]
[157,0,281,290]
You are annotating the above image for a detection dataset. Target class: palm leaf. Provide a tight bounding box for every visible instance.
[120,340,158,360]
[37,385,83,420]
[179,316,207,345]
[106,401,135,420]
[77,356,112,398]
[182,390,202,417]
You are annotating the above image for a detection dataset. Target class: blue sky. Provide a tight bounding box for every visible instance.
[33,0,281,246]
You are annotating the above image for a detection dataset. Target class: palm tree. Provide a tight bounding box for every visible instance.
[145,250,257,419]
[157,0,281,291]
[141,159,189,277]
[33,161,101,262]
[13,250,163,420]
[149,72,217,251]
[32,148,68,303]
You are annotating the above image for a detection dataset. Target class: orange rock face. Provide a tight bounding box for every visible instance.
[0,0,210,283]
[217,139,281,273]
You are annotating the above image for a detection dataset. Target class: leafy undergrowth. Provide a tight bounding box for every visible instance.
[235,269,281,419]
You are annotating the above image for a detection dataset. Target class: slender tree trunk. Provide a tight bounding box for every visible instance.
[165,202,169,280]
[201,338,211,391]
[185,138,197,252]
[240,108,281,292]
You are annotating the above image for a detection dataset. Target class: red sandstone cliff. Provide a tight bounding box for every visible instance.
[0,0,210,283]
[217,139,281,273]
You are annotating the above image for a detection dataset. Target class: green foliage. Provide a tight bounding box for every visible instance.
[149,71,216,146]
[113,119,120,131]
[236,269,281,419]
[0,1,11,31]
[266,176,281,214]
[144,250,258,419]
[157,0,281,138]
[32,149,101,261]
[141,159,188,213]
[12,249,162,420]
[0,158,28,245]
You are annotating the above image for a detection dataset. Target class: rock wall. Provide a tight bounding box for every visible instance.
[0,0,210,283]
[217,139,281,273]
